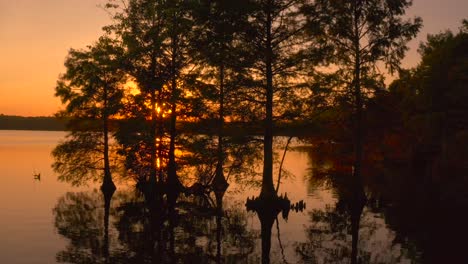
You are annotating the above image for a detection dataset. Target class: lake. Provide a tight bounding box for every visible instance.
[0,130,425,263]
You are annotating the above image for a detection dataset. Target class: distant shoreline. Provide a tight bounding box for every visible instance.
[0,114,318,136]
[0,115,66,131]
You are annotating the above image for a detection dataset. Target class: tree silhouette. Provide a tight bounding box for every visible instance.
[190,0,252,193]
[54,36,125,190]
[242,0,307,199]
[302,0,422,183]
[105,0,172,185]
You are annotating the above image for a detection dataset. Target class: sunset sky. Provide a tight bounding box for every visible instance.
[1,0,467,117]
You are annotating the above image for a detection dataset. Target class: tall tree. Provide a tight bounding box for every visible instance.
[190,0,250,191]
[106,0,194,191]
[163,0,194,194]
[303,0,422,183]
[54,36,125,191]
[244,0,307,199]
[105,0,171,185]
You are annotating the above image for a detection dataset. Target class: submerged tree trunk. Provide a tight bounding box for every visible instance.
[258,204,277,264]
[101,186,114,263]
[167,193,177,263]
[215,210,222,263]
[215,182,226,264]
[261,2,276,199]
[350,201,363,264]
[350,186,365,264]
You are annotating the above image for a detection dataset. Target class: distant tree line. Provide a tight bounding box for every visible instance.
[367,20,468,182]
[0,114,66,131]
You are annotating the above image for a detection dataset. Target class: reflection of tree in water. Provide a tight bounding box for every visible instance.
[112,190,175,263]
[174,133,267,263]
[296,145,420,264]
[296,192,421,263]
[245,137,306,264]
[53,188,261,264]
[170,195,257,263]
[53,190,117,263]
[296,199,367,263]
[178,134,262,190]
[371,164,468,263]
[96,190,258,263]
[54,110,300,264]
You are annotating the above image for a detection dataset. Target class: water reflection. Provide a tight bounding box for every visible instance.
[52,126,468,263]
[53,187,262,263]
[297,142,422,263]
[53,190,115,263]
[52,125,266,263]
[245,137,305,264]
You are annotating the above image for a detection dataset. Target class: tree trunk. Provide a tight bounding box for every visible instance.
[168,74,179,190]
[258,203,277,264]
[101,186,114,264]
[350,195,364,264]
[261,1,276,199]
[213,63,228,192]
[353,1,363,187]
[218,63,225,163]
[101,84,115,260]
[101,85,115,193]
[215,186,225,264]
[168,26,182,195]
[150,89,158,185]
[157,89,165,184]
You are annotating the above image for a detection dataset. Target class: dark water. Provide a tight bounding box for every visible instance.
[0,130,438,263]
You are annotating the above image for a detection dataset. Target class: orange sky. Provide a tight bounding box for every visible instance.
[0,0,467,116]
[0,0,110,116]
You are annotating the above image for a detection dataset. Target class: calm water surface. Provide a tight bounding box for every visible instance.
[0,130,420,263]
[0,130,69,263]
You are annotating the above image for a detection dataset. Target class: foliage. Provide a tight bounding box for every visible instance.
[53,191,110,263]
[384,20,468,165]
[52,131,121,186]
[302,0,422,113]
[53,36,126,186]
[55,36,125,120]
